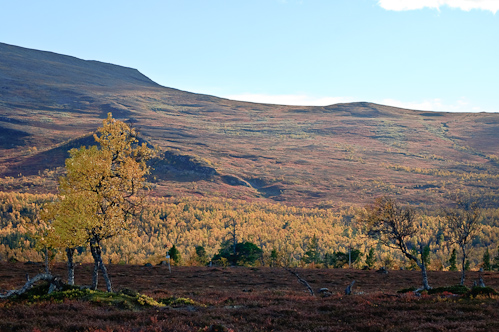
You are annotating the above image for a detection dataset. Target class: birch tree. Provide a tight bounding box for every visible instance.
[47,113,154,291]
[444,199,482,285]
[358,196,433,290]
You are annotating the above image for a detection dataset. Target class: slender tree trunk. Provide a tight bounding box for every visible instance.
[65,248,75,286]
[417,245,431,290]
[90,238,113,292]
[99,255,112,292]
[460,247,466,285]
[91,246,99,290]
[44,247,50,274]
[421,262,430,290]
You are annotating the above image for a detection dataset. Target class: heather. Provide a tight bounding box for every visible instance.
[2,263,499,331]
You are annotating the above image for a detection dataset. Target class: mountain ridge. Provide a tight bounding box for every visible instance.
[0,42,158,88]
[1,42,498,207]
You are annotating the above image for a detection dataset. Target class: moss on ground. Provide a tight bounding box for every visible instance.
[428,285,469,295]
[397,285,499,299]
[465,286,499,298]
[8,282,202,309]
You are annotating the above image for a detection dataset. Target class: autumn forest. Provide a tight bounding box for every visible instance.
[2,42,499,331]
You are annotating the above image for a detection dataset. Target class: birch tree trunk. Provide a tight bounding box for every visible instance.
[65,248,75,286]
[91,246,99,290]
[420,261,430,290]
[99,255,113,292]
[90,238,113,292]
[460,247,467,285]
[419,245,431,290]
[44,247,50,274]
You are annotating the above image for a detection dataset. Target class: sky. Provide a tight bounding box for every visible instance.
[0,0,498,112]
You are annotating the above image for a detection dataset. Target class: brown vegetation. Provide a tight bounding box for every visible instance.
[2,262,499,331]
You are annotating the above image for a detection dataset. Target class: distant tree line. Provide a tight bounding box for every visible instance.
[2,192,499,272]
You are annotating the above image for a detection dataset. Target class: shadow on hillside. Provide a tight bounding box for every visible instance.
[0,126,31,149]
[4,134,97,177]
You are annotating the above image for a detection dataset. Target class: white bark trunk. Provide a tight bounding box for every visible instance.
[90,238,113,292]
[0,273,64,299]
[460,251,466,285]
[66,248,75,286]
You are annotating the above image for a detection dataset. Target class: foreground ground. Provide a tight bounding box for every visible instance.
[1,262,499,331]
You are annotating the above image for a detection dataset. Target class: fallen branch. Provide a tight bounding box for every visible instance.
[0,273,65,299]
[286,268,315,296]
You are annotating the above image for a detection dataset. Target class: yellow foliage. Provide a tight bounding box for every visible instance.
[43,113,155,250]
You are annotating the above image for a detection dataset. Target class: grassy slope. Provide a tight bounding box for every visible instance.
[1,42,499,207]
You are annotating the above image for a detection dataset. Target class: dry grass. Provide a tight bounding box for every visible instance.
[2,263,499,331]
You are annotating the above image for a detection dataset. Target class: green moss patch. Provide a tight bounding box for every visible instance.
[428,285,469,295]
[8,283,202,310]
[158,296,205,307]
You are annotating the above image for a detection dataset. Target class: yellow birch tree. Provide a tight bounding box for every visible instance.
[45,113,154,292]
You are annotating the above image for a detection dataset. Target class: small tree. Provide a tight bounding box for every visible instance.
[225,216,239,259]
[212,240,263,266]
[237,242,263,266]
[493,246,499,271]
[194,245,209,266]
[448,248,458,271]
[383,254,395,270]
[269,248,279,267]
[358,196,433,290]
[325,250,361,268]
[168,245,181,265]
[365,247,376,269]
[444,198,482,285]
[302,235,321,265]
[26,214,57,275]
[482,248,491,271]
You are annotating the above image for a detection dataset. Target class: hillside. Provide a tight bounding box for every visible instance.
[1,42,499,207]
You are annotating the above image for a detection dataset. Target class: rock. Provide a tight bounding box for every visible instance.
[376,267,388,274]
[318,288,332,297]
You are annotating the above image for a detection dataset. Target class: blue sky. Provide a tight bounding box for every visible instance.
[1,0,498,112]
